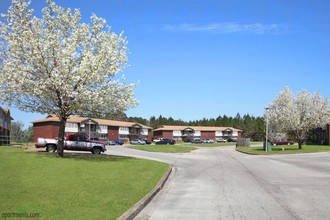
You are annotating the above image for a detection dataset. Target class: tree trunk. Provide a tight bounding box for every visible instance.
[57,116,67,157]
[298,140,303,149]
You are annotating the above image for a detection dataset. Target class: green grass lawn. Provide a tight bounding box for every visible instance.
[236,144,330,155]
[0,147,168,220]
[193,142,237,147]
[129,144,196,153]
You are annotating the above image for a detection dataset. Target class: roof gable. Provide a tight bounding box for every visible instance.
[0,107,14,120]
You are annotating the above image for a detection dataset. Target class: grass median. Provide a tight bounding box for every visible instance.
[0,146,168,220]
[128,144,196,153]
[128,142,237,153]
[236,144,330,155]
[194,142,237,147]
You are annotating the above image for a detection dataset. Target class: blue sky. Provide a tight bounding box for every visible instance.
[1,0,330,128]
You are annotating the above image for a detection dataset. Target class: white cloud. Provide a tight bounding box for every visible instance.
[161,22,288,35]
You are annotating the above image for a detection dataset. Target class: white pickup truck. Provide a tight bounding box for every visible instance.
[35,133,106,154]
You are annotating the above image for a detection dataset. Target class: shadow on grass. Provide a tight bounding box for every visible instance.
[237,144,330,155]
[253,146,300,152]
[34,151,134,162]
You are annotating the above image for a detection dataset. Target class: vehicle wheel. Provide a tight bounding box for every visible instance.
[92,147,102,154]
[46,145,56,153]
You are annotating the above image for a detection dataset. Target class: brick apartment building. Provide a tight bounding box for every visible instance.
[312,124,330,146]
[0,107,13,145]
[153,125,242,141]
[33,114,152,142]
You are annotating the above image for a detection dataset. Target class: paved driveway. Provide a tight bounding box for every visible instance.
[107,146,330,220]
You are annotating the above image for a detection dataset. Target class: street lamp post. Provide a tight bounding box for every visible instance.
[265,107,269,152]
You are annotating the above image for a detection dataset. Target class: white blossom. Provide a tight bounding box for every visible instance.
[0,0,138,156]
[0,0,137,116]
[267,87,330,149]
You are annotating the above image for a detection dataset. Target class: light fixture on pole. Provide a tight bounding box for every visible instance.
[265,107,270,152]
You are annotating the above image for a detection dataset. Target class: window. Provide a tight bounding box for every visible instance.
[120,127,129,131]
[77,135,87,142]
[173,130,181,136]
[99,134,107,140]
[66,122,78,128]
[120,135,129,140]
[142,128,148,135]
[65,122,79,132]
[99,125,108,134]
[119,127,129,135]
[215,131,223,136]
[100,125,107,130]
[194,131,201,136]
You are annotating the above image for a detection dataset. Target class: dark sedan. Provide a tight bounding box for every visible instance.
[155,138,176,145]
[227,138,237,142]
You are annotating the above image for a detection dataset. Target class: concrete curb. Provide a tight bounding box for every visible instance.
[117,165,173,220]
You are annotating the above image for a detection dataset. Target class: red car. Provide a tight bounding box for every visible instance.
[271,140,294,146]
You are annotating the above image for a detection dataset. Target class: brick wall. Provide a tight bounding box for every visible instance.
[153,130,173,139]
[200,131,216,139]
[108,126,119,140]
[161,131,173,139]
[153,130,163,140]
[148,129,152,141]
[33,121,60,142]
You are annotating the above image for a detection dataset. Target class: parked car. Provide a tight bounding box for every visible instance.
[227,138,237,142]
[203,138,214,143]
[215,138,227,143]
[104,139,115,145]
[35,133,106,154]
[153,138,163,143]
[271,140,294,146]
[155,138,176,145]
[130,139,146,145]
[144,139,152,144]
[190,138,203,144]
[114,139,124,145]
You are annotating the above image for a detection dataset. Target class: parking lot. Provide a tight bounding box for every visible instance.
[108,145,330,220]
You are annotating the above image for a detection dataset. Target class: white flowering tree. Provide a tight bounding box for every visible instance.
[267,87,330,149]
[0,0,137,157]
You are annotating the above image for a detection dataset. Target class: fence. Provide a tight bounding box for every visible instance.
[0,135,10,145]
[0,135,32,146]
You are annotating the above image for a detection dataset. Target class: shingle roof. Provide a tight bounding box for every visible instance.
[153,125,242,132]
[33,114,152,129]
[0,107,14,120]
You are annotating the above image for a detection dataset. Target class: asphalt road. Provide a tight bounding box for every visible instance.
[107,145,330,220]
